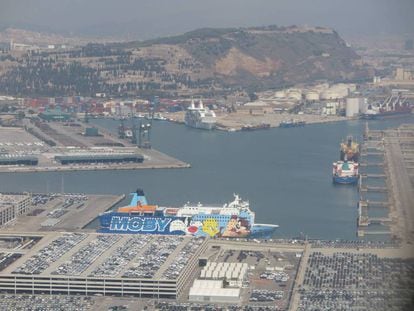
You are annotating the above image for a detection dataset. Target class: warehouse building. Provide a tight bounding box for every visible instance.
[54,153,144,165]
[189,261,248,302]
[0,155,38,166]
[39,110,71,122]
[189,280,240,303]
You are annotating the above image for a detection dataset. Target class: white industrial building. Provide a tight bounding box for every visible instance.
[0,194,31,226]
[189,261,248,302]
[189,280,240,303]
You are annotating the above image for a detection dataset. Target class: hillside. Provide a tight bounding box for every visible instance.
[0,25,370,96]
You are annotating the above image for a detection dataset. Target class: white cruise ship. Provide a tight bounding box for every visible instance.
[185,100,216,130]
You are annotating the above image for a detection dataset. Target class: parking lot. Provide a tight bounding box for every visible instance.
[13,233,87,275]
[194,244,301,309]
[2,232,206,284]
[123,236,184,279]
[0,127,48,155]
[298,251,414,311]
[89,235,151,277]
[53,235,121,276]
[162,237,205,280]
[1,192,124,232]
[0,294,94,311]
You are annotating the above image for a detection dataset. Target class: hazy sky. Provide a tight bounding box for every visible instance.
[0,0,413,39]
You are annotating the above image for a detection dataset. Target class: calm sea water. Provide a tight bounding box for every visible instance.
[0,115,412,240]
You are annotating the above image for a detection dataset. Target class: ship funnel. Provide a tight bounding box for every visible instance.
[199,100,204,109]
[190,99,195,109]
[129,188,148,206]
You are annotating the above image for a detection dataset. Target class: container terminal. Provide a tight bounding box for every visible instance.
[0,120,189,173]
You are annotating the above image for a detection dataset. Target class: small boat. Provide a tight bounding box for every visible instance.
[279,119,306,128]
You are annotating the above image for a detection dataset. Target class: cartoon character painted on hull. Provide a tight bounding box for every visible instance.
[222,215,251,237]
[166,216,251,237]
[201,218,220,237]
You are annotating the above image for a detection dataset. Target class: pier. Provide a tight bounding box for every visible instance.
[360,173,386,178]
[357,123,414,241]
[359,200,390,208]
[359,161,385,167]
[359,186,387,193]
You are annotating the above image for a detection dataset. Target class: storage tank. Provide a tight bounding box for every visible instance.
[347,84,357,93]
[346,98,360,117]
[275,90,286,98]
[359,98,368,113]
[321,90,340,100]
[305,91,320,101]
[287,89,302,101]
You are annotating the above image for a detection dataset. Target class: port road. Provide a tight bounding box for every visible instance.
[384,133,414,242]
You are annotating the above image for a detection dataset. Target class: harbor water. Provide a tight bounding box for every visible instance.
[0,116,412,240]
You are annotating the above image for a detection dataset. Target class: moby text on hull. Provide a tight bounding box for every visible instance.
[99,189,278,238]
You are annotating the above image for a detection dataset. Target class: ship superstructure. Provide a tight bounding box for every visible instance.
[340,136,360,162]
[185,100,216,130]
[332,161,359,184]
[99,189,278,238]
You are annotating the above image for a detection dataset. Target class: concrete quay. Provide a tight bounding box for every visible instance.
[358,124,414,241]
[0,193,125,233]
[0,122,190,173]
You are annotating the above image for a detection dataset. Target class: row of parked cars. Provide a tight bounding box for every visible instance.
[249,289,284,302]
[13,233,87,275]
[53,235,120,276]
[123,236,183,279]
[162,237,204,280]
[299,252,414,311]
[0,294,93,311]
[89,235,151,277]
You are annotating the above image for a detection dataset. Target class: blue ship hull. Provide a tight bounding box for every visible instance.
[99,212,277,238]
[98,189,278,238]
[333,175,358,184]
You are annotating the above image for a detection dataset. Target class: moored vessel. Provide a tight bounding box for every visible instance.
[99,189,278,238]
[241,123,271,131]
[185,100,216,130]
[362,92,412,119]
[279,119,306,128]
[332,161,359,184]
